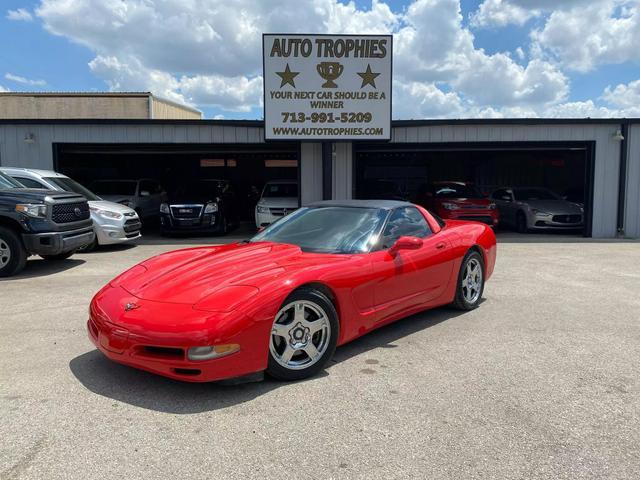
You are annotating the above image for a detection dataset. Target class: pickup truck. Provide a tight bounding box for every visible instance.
[0,170,95,277]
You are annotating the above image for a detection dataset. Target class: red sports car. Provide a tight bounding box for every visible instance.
[88,200,496,382]
[418,181,499,228]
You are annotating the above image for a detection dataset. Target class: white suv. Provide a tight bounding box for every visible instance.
[1,167,141,250]
[255,180,299,228]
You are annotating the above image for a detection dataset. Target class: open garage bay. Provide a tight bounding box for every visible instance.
[1,237,639,480]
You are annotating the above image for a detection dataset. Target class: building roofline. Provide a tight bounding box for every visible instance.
[0,118,637,126]
[0,91,153,98]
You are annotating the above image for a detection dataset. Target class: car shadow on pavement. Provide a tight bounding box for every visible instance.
[0,258,85,281]
[69,305,472,414]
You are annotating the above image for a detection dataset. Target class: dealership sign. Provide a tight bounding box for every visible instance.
[263,34,392,141]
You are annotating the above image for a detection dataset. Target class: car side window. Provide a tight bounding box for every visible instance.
[14,176,47,189]
[380,207,432,249]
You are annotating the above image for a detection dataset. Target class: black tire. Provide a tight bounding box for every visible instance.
[266,288,339,381]
[40,251,75,261]
[451,250,485,311]
[0,226,27,277]
[516,211,528,233]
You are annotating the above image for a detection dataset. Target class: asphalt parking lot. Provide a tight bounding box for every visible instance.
[1,233,639,479]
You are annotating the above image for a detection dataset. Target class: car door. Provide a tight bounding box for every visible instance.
[137,180,161,218]
[492,189,516,225]
[369,207,455,322]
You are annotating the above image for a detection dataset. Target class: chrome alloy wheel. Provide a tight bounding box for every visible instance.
[0,239,10,268]
[270,300,331,370]
[462,257,483,304]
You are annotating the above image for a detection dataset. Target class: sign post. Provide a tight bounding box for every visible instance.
[263,34,392,141]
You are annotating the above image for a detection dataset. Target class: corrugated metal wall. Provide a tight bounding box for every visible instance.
[300,143,323,205]
[625,124,640,238]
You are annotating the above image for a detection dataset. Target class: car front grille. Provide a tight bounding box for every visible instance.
[552,214,581,223]
[51,201,90,223]
[461,204,490,210]
[170,205,203,219]
[123,218,142,233]
[270,208,292,217]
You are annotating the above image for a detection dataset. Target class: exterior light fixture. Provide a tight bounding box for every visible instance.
[612,129,625,141]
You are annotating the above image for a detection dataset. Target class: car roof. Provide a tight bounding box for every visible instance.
[0,167,68,179]
[308,199,414,210]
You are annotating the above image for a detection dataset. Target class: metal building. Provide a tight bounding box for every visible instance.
[0,118,637,238]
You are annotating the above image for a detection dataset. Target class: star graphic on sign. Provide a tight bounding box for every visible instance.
[357,64,380,89]
[276,64,299,88]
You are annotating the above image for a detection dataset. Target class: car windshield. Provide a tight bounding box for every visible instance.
[45,177,100,201]
[175,180,225,197]
[514,188,559,201]
[250,206,387,254]
[433,183,481,198]
[92,181,137,196]
[262,183,298,198]
[0,171,24,189]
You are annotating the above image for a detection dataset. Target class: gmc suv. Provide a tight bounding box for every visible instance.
[0,171,95,277]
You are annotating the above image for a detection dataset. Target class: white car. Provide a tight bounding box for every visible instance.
[1,167,141,250]
[255,180,299,228]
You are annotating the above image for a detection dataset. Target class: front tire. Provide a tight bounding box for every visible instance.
[266,289,339,381]
[516,211,528,233]
[0,226,27,277]
[451,250,485,310]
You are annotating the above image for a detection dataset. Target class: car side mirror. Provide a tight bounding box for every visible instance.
[389,236,423,255]
[140,190,150,197]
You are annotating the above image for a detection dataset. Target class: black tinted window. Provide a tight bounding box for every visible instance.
[14,177,47,189]
[381,207,432,248]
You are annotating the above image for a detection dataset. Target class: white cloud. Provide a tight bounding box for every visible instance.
[6,8,33,21]
[0,85,10,92]
[4,73,46,87]
[602,79,640,115]
[531,0,640,72]
[470,0,587,28]
[31,0,637,118]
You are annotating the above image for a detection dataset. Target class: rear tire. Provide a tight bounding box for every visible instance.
[451,250,485,311]
[266,288,339,381]
[40,251,75,261]
[0,226,27,277]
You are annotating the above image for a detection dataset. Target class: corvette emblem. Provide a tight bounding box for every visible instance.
[124,302,140,311]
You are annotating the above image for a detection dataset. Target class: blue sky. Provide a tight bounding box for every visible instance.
[1,0,639,118]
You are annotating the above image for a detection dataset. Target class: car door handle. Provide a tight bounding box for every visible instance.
[436,242,446,250]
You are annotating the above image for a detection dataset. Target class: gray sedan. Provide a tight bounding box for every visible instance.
[491,187,583,232]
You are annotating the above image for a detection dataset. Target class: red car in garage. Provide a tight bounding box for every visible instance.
[417,181,499,227]
[88,200,497,383]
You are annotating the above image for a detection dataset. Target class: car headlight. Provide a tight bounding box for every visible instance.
[15,203,47,218]
[204,202,218,214]
[90,206,123,219]
[160,203,170,214]
[187,344,240,361]
[531,209,551,216]
[257,205,270,214]
[441,202,459,210]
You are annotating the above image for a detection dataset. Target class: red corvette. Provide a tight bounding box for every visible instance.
[88,200,496,382]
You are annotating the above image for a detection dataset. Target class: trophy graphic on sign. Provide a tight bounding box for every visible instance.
[317,61,344,88]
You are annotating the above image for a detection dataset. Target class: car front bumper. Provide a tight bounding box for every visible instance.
[22,226,95,256]
[87,288,268,382]
[160,212,224,233]
[528,212,583,230]
[436,209,500,227]
[94,214,142,245]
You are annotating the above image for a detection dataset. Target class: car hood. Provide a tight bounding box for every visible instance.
[114,241,350,305]
[88,200,136,214]
[522,199,582,214]
[98,194,133,204]
[258,197,298,208]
